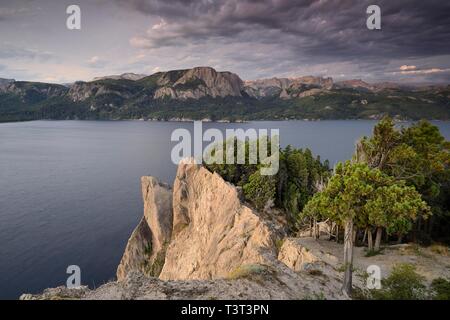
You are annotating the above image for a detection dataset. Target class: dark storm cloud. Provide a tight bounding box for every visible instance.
[1,0,448,82]
[116,0,450,81]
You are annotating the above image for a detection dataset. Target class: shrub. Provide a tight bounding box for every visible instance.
[370,263,427,300]
[430,278,450,300]
[227,264,272,281]
[365,249,384,257]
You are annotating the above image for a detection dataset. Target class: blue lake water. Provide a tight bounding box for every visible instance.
[0,120,448,299]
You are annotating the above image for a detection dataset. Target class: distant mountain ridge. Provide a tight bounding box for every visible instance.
[93,73,148,81]
[0,67,449,122]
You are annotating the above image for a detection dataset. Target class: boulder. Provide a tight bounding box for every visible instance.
[278,238,339,272]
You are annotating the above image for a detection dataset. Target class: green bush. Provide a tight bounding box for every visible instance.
[430,278,450,300]
[370,263,427,300]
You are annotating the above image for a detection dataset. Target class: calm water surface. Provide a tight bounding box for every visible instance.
[0,120,448,299]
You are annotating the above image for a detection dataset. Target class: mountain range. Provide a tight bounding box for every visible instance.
[1,66,449,122]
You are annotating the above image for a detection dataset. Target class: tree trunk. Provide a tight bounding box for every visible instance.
[367,229,373,251]
[313,218,318,239]
[362,228,367,245]
[328,222,333,241]
[336,225,339,243]
[309,218,313,237]
[427,216,434,237]
[315,218,319,239]
[374,227,383,251]
[342,218,354,296]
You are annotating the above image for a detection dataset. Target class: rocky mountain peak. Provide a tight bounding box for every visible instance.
[153,66,244,100]
[244,75,334,99]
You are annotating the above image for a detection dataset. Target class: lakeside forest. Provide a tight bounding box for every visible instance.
[204,117,450,298]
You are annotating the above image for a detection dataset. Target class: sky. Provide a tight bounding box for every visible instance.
[0,0,449,84]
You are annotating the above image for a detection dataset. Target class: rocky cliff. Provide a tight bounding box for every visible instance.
[22,160,347,300]
[0,81,68,102]
[153,67,243,100]
[116,177,172,281]
[67,67,244,102]
[244,76,333,99]
[159,159,278,280]
[20,158,450,300]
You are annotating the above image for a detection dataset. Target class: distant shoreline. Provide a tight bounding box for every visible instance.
[2,118,449,125]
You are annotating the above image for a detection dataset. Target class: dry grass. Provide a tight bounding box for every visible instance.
[227,264,273,281]
[429,243,449,256]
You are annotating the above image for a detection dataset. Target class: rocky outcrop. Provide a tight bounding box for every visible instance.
[20,270,336,300]
[141,177,173,258]
[244,76,333,99]
[68,80,138,102]
[115,217,152,281]
[0,81,68,102]
[23,160,348,300]
[116,177,172,281]
[159,159,278,280]
[118,160,344,299]
[154,67,243,100]
[278,238,339,273]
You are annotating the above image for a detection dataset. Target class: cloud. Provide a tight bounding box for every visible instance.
[121,0,450,57]
[88,56,101,64]
[400,65,417,71]
[392,67,450,75]
[0,44,54,61]
[1,0,450,83]
[151,19,167,30]
[117,0,450,82]
[87,56,108,68]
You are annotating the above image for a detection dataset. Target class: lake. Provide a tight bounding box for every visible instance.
[0,120,449,299]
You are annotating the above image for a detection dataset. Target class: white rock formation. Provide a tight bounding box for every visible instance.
[116,177,172,281]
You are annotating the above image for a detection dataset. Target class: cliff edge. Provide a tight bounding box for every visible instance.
[21,160,346,300]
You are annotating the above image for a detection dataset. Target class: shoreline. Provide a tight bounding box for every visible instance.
[1,118,449,125]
